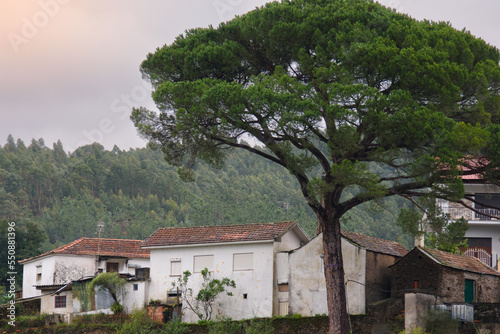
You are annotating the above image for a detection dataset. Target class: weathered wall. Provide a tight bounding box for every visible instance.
[121,280,149,313]
[404,293,440,330]
[148,241,275,323]
[288,233,366,316]
[288,234,326,317]
[365,251,398,304]
[40,290,73,316]
[72,280,94,313]
[22,255,96,298]
[391,249,442,298]
[392,248,500,303]
[436,268,498,303]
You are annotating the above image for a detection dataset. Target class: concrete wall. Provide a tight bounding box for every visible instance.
[446,183,500,257]
[288,234,366,316]
[40,290,74,315]
[23,255,150,299]
[22,255,96,298]
[365,252,399,304]
[148,241,276,323]
[96,257,150,274]
[404,293,441,331]
[147,229,303,322]
[122,280,149,313]
[276,228,303,252]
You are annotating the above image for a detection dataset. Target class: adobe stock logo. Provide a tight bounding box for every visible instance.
[7,0,71,54]
[213,0,245,21]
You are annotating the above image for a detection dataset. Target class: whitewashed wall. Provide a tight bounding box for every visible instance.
[121,280,149,313]
[40,290,73,315]
[22,255,96,298]
[288,234,367,316]
[22,255,150,299]
[148,241,275,323]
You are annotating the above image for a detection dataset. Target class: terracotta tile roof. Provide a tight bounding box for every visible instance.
[19,238,150,264]
[458,157,487,181]
[141,221,300,248]
[341,231,409,257]
[420,247,500,276]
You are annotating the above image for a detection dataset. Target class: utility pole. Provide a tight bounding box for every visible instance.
[97,221,104,274]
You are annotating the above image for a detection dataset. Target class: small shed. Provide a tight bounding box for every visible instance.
[390,247,500,303]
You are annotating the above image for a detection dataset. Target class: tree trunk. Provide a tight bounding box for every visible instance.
[320,214,350,334]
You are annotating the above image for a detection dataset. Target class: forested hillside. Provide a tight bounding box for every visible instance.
[0,135,412,255]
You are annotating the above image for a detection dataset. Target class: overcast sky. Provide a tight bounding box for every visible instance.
[1,0,499,153]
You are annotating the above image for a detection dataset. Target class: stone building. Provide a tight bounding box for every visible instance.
[390,247,500,303]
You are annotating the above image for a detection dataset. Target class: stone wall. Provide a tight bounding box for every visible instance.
[365,252,398,304]
[391,249,442,298]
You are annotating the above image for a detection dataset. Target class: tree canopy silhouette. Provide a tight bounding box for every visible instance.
[132,0,500,332]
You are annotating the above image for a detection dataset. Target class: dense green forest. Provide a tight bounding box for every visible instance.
[0,135,412,257]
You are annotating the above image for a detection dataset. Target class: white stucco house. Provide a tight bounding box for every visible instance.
[141,221,309,323]
[439,167,500,269]
[19,238,150,322]
[279,231,409,316]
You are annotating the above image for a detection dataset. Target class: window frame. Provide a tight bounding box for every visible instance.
[55,295,66,308]
[106,262,119,273]
[36,265,42,281]
[233,253,254,271]
[170,258,182,277]
[193,255,214,273]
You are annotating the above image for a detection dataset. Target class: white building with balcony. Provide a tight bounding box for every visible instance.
[440,174,500,269]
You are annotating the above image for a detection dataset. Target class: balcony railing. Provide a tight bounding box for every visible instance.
[448,207,500,221]
[464,248,499,269]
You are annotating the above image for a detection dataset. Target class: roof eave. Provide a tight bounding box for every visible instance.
[142,239,276,250]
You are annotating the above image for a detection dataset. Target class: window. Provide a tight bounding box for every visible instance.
[107,262,119,273]
[413,280,420,289]
[171,259,181,276]
[133,284,138,291]
[233,253,253,271]
[194,255,214,272]
[55,295,66,308]
[474,194,500,220]
[36,265,42,281]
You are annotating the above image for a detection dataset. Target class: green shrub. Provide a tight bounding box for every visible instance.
[423,309,459,334]
[398,327,428,334]
[117,309,159,334]
[72,313,112,325]
[111,301,124,314]
[160,319,189,334]
[243,318,274,334]
[15,314,46,328]
[207,317,241,334]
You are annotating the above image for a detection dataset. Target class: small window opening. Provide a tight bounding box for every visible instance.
[133,284,138,291]
[413,280,419,289]
[278,283,289,292]
[55,295,66,308]
[243,293,248,299]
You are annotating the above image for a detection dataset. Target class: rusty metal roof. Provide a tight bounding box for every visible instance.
[341,231,409,257]
[141,221,304,248]
[19,238,150,264]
